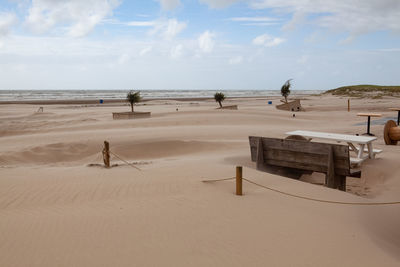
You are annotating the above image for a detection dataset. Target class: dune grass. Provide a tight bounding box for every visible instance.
[325,85,400,98]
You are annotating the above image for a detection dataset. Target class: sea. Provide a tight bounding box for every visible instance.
[0,89,323,102]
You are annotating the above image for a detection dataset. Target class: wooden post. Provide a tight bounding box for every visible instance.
[325,147,336,189]
[103,141,110,168]
[256,138,264,170]
[236,166,243,196]
[337,175,346,191]
[347,99,350,112]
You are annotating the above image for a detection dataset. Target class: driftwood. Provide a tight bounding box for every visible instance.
[276,99,303,112]
[248,136,361,191]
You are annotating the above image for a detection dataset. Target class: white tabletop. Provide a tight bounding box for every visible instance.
[286,130,377,144]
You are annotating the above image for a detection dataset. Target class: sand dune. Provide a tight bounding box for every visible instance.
[1,96,400,266]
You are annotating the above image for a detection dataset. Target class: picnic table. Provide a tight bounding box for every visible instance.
[357,113,382,136]
[285,130,382,166]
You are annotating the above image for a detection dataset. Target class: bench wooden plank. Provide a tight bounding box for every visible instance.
[263,149,350,169]
[350,157,365,165]
[349,147,382,154]
[249,136,352,176]
[250,137,349,155]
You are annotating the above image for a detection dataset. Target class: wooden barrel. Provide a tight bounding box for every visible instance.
[389,126,400,140]
[384,120,399,145]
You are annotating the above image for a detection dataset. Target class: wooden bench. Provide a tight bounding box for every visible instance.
[248,136,361,191]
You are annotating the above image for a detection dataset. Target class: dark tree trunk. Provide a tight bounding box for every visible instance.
[218,101,222,107]
[131,103,134,112]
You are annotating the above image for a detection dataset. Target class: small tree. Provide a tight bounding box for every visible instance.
[281,79,292,103]
[126,91,141,112]
[214,92,225,108]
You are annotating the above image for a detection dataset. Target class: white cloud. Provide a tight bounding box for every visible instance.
[117,53,130,64]
[0,12,17,36]
[124,18,186,40]
[149,18,187,40]
[252,34,285,47]
[241,22,278,26]
[198,30,215,53]
[229,55,243,64]
[139,46,153,56]
[25,0,120,37]
[170,44,183,59]
[199,0,239,8]
[126,21,157,27]
[228,16,280,26]
[297,55,308,64]
[158,0,181,10]
[229,16,278,22]
[250,0,400,36]
[163,19,187,40]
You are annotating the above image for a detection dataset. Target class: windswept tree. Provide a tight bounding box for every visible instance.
[126,91,141,112]
[281,79,292,103]
[214,92,225,108]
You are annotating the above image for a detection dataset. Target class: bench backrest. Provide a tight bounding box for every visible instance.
[249,136,351,176]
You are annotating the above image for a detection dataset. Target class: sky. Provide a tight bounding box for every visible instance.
[0,0,399,90]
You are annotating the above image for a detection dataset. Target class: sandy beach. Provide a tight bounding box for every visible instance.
[1,95,400,266]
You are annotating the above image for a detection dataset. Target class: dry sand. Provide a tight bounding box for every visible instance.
[1,95,400,266]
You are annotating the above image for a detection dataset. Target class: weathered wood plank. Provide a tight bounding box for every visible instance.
[264,159,327,173]
[249,136,359,178]
[249,136,349,156]
[262,149,349,170]
[249,136,351,176]
[248,136,363,191]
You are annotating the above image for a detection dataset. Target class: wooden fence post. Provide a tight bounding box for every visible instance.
[348,99,350,112]
[103,141,110,168]
[236,166,242,196]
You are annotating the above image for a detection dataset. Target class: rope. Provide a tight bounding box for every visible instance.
[203,176,400,206]
[202,177,235,183]
[86,145,106,165]
[242,178,400,206]
[109,150,142,171]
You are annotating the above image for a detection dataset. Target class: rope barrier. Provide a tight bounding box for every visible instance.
[202,177,235,183]
[242,178,400,206]
[109,150,142,171]
[203,176,400,206]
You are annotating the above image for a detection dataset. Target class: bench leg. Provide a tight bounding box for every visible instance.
[337,175,346,191]
[367,143,374,159]
[348,142,359,155]
[357,144,365,160]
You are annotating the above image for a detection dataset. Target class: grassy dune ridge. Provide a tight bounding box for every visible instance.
[325,85,400,98]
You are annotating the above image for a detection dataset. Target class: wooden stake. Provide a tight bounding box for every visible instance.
[347,99,350,112]
[103,141,110,168]
[236,166,243,196]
